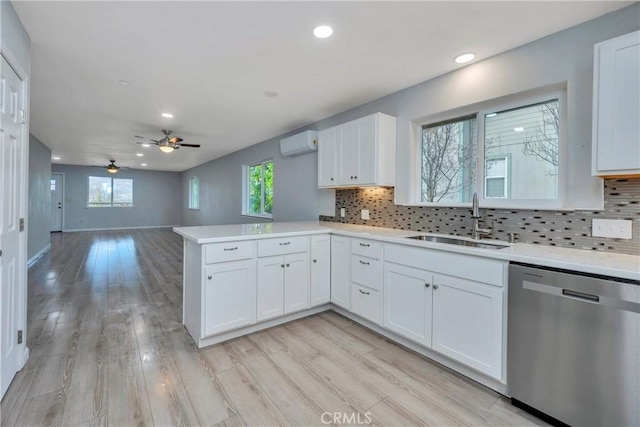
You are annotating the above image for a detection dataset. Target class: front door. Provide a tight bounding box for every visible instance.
[0,55,27,399]
[50,173,63,232]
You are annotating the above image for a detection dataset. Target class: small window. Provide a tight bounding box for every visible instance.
[421,116,477,203]
[484,157,508,198]
[50,179,56,191]
[88,176,133,207]
[189,177,199,210]
[244,160,273,218]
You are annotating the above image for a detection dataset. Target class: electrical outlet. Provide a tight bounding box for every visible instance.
[592,219,632,239]
[361,209,370,220]
[340,208,345,218]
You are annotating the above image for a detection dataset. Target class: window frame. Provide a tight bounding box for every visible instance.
[414,89,566,209]
[484,155,510,199]
[86,176,134,208]
[188,176,200,210]
[242,159,273,220]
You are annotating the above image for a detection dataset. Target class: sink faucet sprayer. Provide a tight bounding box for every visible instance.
[471,193,492,240]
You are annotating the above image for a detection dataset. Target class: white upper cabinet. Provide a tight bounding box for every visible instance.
[592,31,640,176]
[318,112,397,188]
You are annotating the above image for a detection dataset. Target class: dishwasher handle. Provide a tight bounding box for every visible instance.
[562,289,600,303]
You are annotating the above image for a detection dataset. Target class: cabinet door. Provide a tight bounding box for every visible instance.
[337,122,358,185]
[330,236,350,309]
[318,127,338,187]
[257,256,285,321]
[383,263,432,346]
[284,252,310,314]
[310,235,331,306]
[203,260,256,337]
[593,31,640,175]
[432,274,503,380]
[355,115,377,185]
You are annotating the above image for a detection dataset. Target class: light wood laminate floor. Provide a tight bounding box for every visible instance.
[1,229,546,427]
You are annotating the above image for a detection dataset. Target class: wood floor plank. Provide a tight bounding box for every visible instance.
[199,342,235,373]
[14,389,66,427]
[106,354,153,426]
[367,398,426,427]
[302,315,376,355]
[0,368,38,426]
[267,325,320,359]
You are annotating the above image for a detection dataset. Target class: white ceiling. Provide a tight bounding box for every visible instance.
[14,1,630,172]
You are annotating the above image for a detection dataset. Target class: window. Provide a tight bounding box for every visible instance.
[189,177,199,210]
[421,116,477,203]
[244,160,273,218]
[419,93,563,208]
[50,179,56,191]
[88,176,133,207]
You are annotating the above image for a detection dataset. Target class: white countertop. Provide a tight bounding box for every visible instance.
[173,221,640,281]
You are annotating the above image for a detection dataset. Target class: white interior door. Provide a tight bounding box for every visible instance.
[1,55,27,399]
[50,173,63,232]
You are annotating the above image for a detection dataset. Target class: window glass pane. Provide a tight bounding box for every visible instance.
[264,162,273,214]
[112,178,133,206]
[486,178,505,198]
[189,177,199,209]
[485,158,506,177]
[421,117,477,203]
[50,179,56,191]
[248,164,262,215]
[88,176,112,207]
[484,99,559,200]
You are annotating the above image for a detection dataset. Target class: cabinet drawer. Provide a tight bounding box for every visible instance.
[205,241,255,264]
[351,255,382,291]
[351,239,382,259]
[258,236,310,257]
[351,284,381,324]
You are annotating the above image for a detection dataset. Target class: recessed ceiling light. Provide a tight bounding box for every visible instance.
[513,127,525,132]
[142,143,151,148]
[118,80,130,86]
[454,53,475,64]
[486,113,497,118]
[141,163,147,167]
[264,91,279,98]
[161,113,174,118]
[136,153,144,157]
[52,156,61,160]
[313,25,333,39]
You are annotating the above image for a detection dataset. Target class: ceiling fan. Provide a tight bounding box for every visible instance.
[134,129,200,153]
[95,159,127,174]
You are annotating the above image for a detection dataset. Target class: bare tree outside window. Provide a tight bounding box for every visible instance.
[421,117,477,203]
[522,100,559,167]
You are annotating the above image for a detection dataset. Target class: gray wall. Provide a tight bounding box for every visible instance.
[181,139,335,226]
[51,164,182,231]
[181,4,639,224]
[1,1,31,76]
[27,134,51,260]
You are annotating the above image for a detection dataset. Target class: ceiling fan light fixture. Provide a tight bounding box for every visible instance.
[107,166,118,174]
[159,145,175,153]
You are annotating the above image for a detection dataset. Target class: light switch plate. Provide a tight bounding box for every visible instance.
[340,208,345,218]
[361,209,369,220]
[592,219,632,239]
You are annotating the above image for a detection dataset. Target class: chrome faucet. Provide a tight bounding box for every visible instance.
[471,193,492,240]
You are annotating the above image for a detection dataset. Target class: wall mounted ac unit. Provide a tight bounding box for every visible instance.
[280,130,318,157]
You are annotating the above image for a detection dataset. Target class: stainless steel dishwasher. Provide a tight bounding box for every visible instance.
[508,263,640,427]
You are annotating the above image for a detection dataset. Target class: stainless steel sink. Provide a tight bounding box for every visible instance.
[406,235,509,249]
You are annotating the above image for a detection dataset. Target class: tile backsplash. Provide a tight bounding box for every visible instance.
[319,178,640,256]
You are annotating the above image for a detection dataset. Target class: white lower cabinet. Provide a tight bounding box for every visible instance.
[310,235,331,306]
[383,262,433,346]
[432,274,503,379]
[350,284,381,324]
[203,260,256,336]
[330,236,350,309]
[257,253,310,321]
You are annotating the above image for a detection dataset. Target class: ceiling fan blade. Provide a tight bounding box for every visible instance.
[177,143,201,148]
[168,137,183,143]
[134,135,160,143]
[137,141,158,145]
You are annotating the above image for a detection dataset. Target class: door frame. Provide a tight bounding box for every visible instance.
[50,172,65,232]
[1,47,31,394]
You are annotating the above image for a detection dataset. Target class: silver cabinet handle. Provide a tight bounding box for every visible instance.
[425,283,430,288]
[359,243,370,247]
[280,264,285,268]
[359,289,370,295]
[359,260,370,265]
[223,247,238,251]
[207,275,212,280]
[433,284,439,290]
[279,242,290,246]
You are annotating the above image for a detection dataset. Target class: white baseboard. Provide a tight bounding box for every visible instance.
[21,346,30,369]
[63,224,181,232]
[27,243,51,268]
